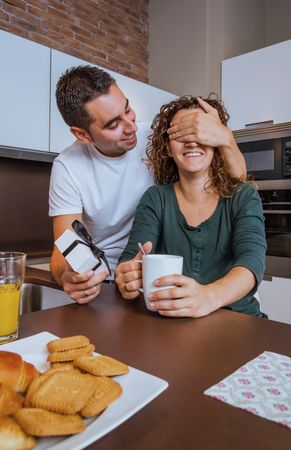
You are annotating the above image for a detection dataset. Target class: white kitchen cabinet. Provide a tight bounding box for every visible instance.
[0,30,177,154]
[0,29,50,151]
[258,277,291,324]
[221,39,291,131]
[49,51,90,154]
[50,49,177,153]
[108,65,178,125]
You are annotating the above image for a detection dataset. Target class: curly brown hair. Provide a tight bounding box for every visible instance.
[146,94,245,197]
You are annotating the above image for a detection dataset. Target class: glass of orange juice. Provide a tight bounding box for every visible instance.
[0,252,26,344]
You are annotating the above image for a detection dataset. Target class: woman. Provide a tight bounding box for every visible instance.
[115,95,266,318]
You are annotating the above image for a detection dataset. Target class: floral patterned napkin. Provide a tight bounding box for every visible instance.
[204,351,291,429]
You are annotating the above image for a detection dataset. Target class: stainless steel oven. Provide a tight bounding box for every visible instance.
[235,124,291,259]
[257,181,291,258]
[238,137,291,180]
[235,123,291,181]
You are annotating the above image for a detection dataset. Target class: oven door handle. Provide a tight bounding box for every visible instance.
[266,230,290,235]
[263,210,291,214]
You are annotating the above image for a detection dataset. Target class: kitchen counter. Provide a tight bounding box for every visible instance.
[25,253,291,289]
[19,279,291,450]
[265,255,291,279]
[25,267,60,290]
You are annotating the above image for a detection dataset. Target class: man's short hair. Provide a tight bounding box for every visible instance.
[56,65,116,131]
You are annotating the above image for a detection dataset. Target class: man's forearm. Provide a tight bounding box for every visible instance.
[50,247,69,286]
[219,128,247,179]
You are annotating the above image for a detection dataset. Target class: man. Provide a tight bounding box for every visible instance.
[49,65,246,304]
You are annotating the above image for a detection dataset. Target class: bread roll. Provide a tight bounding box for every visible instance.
[0,383,23,415]
[0,416,35,450]
[0,352,38,393]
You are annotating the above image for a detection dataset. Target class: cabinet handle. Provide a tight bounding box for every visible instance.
[263,275,273,282]
[245,120,274,129]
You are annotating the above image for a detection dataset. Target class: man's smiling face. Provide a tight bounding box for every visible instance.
[72,84,137,157]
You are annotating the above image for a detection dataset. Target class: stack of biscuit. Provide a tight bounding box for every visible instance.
[0,335,129,450]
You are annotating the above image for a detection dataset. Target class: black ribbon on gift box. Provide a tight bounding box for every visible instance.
[61,219,111,276]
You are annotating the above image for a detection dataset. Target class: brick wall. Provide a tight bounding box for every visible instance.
[0,0,149,83]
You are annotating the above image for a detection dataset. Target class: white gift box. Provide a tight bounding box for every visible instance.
[55,229,108,275]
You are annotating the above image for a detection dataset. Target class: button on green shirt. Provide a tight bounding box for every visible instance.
[119,183,266,316]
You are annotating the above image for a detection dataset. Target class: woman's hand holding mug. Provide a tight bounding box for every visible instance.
[115,241,152,299]
[138,254,183,310]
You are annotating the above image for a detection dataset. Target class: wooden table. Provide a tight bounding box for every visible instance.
[19,283,291,450]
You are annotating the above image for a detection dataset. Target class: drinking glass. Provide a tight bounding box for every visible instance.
[0,252,26,344]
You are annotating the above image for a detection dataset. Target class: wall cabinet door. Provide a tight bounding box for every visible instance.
[106,66,177,125]
[0,30,50,151]
[222,40,291,131]
[49,50,89,154]
[258,277,291,324]
[0,30,177,154]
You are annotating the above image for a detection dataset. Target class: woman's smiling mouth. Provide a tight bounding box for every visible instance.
[183,151,203,157]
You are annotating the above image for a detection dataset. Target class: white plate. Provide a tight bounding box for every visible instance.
[2,332,168,450]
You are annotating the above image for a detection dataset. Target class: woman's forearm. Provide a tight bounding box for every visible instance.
[207,266,256,310]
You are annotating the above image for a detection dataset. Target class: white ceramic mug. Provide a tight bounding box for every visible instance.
[138,254,183,310]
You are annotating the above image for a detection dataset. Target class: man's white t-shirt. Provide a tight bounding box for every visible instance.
[49,123,154,275]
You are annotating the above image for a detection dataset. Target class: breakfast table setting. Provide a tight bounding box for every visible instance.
[1,267,289,450]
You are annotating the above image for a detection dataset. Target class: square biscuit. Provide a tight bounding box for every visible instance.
[30,371,96,414]
[74,355,129,376]
[24,373,50,408]
[43,367,80,376]
[15,408,85,437]
[25,367,81,407]
[47,335,90,353]
[50,362,75,369]
[47,344,95,363]
[81,376,122,418]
